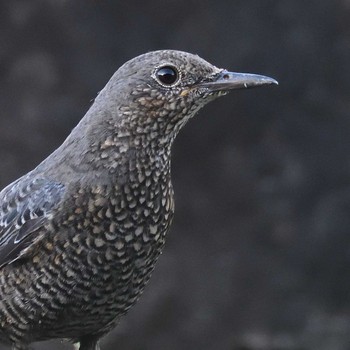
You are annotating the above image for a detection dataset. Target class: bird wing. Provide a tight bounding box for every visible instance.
[0,177,65,268]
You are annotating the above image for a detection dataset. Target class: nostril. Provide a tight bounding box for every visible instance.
[223,73,230,80]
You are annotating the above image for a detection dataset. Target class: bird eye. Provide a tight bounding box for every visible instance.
[155,66,179,86]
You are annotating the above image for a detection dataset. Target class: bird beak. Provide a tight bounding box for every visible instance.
[199,70,278,92]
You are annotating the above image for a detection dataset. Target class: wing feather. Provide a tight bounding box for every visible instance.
[0,177,65,268]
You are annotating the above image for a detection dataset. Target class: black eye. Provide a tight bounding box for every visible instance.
[155,66,179,86]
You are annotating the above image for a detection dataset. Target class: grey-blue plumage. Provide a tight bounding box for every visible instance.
[0,50,277,350]
[0,178,65,268]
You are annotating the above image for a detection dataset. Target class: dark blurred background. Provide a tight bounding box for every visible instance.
[1,1,350,349]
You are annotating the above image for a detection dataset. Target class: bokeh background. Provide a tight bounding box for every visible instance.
[1,1,350,349]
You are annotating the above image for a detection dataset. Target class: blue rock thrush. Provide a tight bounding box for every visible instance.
[0,50,277,350]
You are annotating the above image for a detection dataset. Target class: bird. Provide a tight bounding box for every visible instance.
[0,50,277,350]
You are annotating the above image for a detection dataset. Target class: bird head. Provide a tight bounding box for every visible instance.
[93,50,277,146]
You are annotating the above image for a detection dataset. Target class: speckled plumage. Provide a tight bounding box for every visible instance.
[0,50,277,350]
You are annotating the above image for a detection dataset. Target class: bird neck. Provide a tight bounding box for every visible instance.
[94,132,172,177]
[73,110,174,183]
[41,97,184,184]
